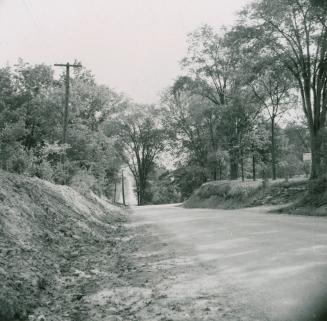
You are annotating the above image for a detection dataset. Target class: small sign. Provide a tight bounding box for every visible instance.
[303,153,312,162]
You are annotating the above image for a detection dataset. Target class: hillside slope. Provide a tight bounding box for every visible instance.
[0,171,126,321]
[184,178,308,210]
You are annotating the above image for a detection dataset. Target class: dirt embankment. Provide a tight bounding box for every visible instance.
[0,170,131,321]
[184,178,308,211]
[276,177,327,216]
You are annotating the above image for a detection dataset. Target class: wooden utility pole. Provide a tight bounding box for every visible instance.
[113,181,117,203]
[54,62,81,144]
[121,170,126,206]
[252,154,256,181]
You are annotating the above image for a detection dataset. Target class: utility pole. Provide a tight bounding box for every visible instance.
[54,62,82,144]
[121,170,126,206]
[113,181,117,203]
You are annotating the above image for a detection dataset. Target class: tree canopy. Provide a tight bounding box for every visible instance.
[1,0,326,204]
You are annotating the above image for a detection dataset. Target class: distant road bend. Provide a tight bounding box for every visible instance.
[131,204,327,321]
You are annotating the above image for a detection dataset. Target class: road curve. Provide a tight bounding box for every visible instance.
[131,204,327,321]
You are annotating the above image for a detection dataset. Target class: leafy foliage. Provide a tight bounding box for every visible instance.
[107,104,167,205]
[0,61,124,199]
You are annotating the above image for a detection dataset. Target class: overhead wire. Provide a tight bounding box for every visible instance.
[20,0,56,59]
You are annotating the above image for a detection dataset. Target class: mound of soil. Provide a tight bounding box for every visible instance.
[0,170,127,321]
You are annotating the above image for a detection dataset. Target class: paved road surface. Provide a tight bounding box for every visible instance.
[131,204,327,321]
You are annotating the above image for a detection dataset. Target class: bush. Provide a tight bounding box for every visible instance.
[4,145,37,175]
[31,160,54,181]
[52,161,74,185]
[70,170,98,195]
[1,143,55,181]
[150,181,181,204]
[196,180,260,201]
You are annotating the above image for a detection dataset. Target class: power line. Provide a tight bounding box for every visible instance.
[20,0,55,55]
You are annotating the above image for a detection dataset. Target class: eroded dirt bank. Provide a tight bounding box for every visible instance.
[0,171,129,321]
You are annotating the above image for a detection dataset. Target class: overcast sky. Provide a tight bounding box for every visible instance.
[0,0,252,103]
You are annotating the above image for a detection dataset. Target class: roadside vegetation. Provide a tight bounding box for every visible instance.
[162,0,327,212]
[276,176,327,216]
[0,170,130,321]
[2,0,327,208]
[184,177,308,209]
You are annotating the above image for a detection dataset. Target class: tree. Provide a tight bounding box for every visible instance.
[109,105,166,205]
[247,0,327,178]
[180,25,243,179]
[179,25,264,180]
[71,66,125,131]
[161,84,220,181]
[250,59,295,179]
[0,62,63,174]
[0,61,125,198]
[13,61,59,149]
[61,65,125,193]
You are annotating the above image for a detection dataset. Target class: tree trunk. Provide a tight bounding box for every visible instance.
[138,175,147,205]
[219,161,222,180]
[310,128,323,179]
[229,149,239,180]
[135,180,140,206]
[212,167,217,181]
[252,154,256,181]
[113,182,117,203]
[300,78,326,179]
[230,162,239,180]
[229,154,238,180]
[241,151,245,182]
[139,188,144,205]
[137,189,140,206]
[271,116,277,180]
[121,170,126,206]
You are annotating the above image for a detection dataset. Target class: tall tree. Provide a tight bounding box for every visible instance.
[180,25,243,179]
[109,105,166,205]
[161,83,220,181]
[250,59,294,179]
[9,62,59,149]
[247,0,327,178]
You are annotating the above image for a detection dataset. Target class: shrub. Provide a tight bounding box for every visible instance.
[70,169,98,195]
[52,161,74,185]
[27,159,54,182]
[4,145,34,174]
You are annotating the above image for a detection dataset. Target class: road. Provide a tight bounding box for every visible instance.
[130,204,327,321]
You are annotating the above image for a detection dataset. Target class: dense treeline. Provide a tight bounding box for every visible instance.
[0,60,127,197]
[0,60,167,204]
[158,0,327,199]
[1,0,326,204]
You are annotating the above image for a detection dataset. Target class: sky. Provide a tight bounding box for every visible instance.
[0,0,252,104]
